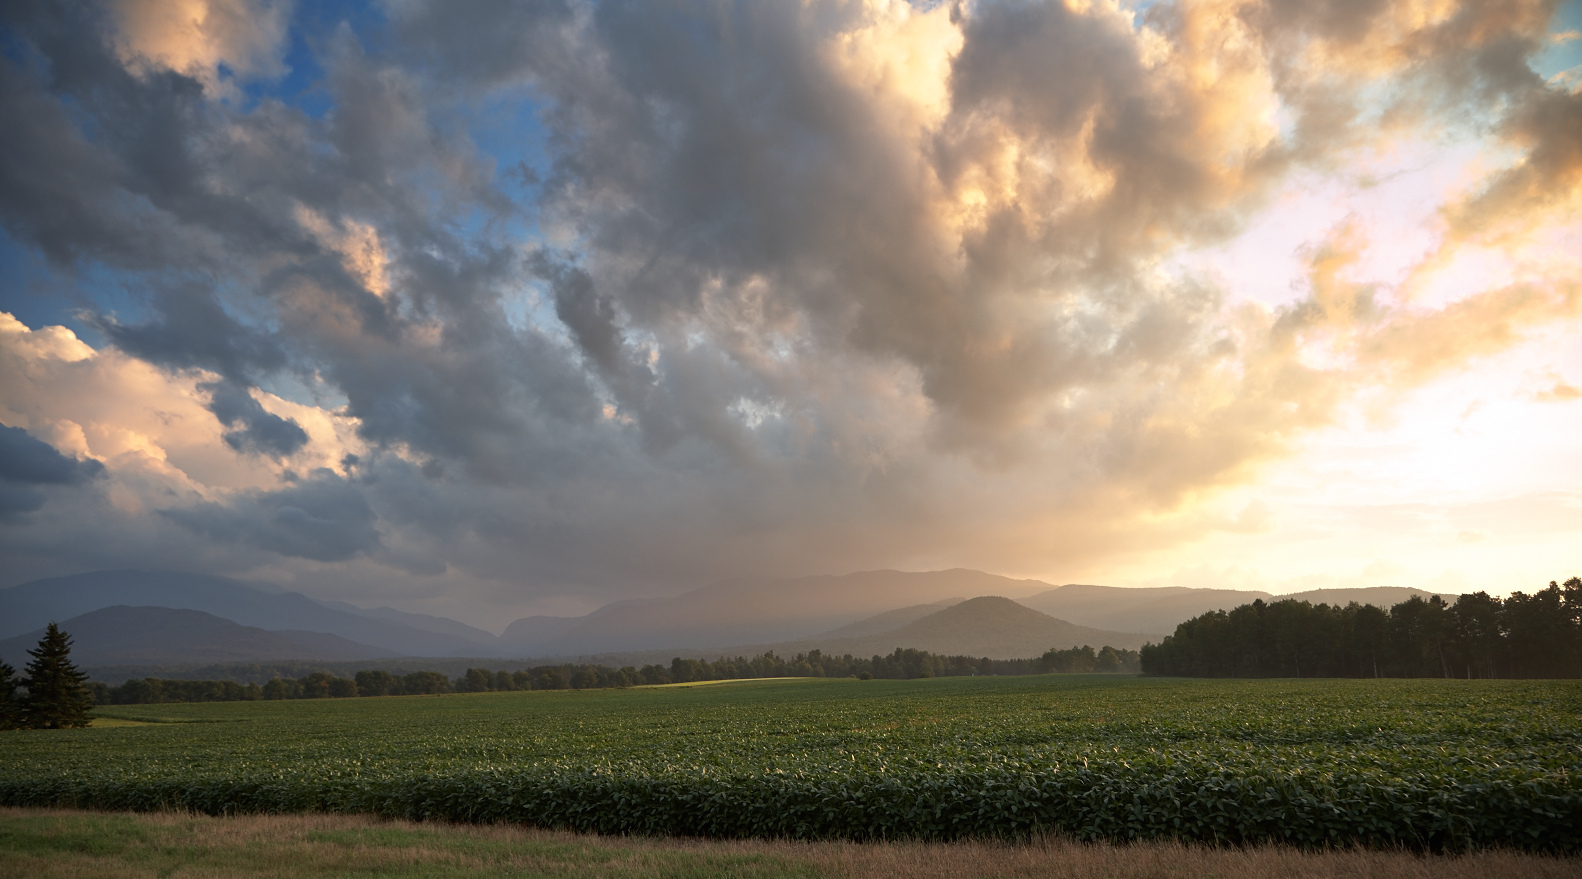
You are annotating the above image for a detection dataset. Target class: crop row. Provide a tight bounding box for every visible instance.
[5,752,1578,851]
[1,676,1577,851]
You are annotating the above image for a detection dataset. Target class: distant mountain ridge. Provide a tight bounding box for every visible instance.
[1017,583,1456,635]
[0,606,397,666]
[313,599,499,644]
[493,572,1447,660]
[454,596,1161,668]
[0,569,1462,670]
[497,569,1050,656]
[719,596,1160,660]
[0,570,496,656]
[814,598,966,639]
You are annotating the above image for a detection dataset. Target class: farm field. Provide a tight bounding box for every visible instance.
[1,675,1579,852]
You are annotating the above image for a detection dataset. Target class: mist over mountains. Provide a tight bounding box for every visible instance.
[497,570,1052,656]
[0,606,398,666]
[0,571,493,656]
[0,569,1452,674]
[719,597,1158,660]
[1015,584,1455,638]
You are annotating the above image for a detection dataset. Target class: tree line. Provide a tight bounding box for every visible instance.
[92,669,456,704]
[1140,578,1582,679]
[89,644,1141,705]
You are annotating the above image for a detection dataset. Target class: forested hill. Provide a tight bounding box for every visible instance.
[1140,578,1582,679]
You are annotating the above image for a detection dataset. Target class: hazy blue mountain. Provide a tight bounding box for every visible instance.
[856,596,1158,655]
[0,570,488,656]
[80,657,543,687]
[498,570,1453,660]
[499,614,581,651]
[2,570,1460,668]
[812,598,966,639]
[314,599,498,645]
[497,569,1051,656]
[0,606,397,666]
[600,580,1452,662]
[700,596,1160,661]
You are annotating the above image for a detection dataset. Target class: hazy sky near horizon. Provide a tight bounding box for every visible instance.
[0,0,1578,627]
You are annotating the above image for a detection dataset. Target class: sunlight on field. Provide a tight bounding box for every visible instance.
[85,718,149,728]
[649,676,812,688]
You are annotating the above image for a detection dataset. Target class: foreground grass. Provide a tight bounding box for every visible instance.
[4,808,1580,879]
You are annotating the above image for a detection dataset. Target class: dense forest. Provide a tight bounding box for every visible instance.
[1140,578,1582,679]
[93,644,1141,705]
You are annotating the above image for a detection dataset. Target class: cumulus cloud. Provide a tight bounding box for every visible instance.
[0,0,1578,618]
[110,0,292,93]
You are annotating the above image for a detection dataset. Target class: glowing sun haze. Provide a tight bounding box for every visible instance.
[0,0,1577,626]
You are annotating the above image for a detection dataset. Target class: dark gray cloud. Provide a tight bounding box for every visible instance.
[0,45,138,268]
[387,0,576,94]
[0,0,295,271]
[0,484,49,521]
[0,423,105,520]
[91,284,306,456]
[203,378,310,457]
[0,423,105,485]
[93,282,288,380]
[163,471,383,563]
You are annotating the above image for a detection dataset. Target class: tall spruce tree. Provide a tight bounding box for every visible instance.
[22,623,94,729]
[0,659,21,730]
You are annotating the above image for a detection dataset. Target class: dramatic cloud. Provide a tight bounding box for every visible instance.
[0,422,105,520]
[164,472,383,562]
[110,0,292,91]
[0,0,1577,624]
[0,423,106,486]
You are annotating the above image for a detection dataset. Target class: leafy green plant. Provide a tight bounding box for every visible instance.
[2,676,1576,852]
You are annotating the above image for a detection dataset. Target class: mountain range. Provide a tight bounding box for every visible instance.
[0,569,1453,672]
[1016,583,1453,636]
[0,606,398,666]
[712,596,1158,660]
[496,569,1052,655]
[0,570,493,656]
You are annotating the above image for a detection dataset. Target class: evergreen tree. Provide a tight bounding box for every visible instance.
[0,659,21,730]
[21,623,94,729]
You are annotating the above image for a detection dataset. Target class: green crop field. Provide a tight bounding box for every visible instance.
[1,675,1578,852]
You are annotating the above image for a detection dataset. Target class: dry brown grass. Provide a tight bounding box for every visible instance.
[2,807,1579,879]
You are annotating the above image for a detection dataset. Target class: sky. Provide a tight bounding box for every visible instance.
[0,0,1578,629]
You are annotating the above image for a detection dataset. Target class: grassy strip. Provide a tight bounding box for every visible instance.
[4,808,1581,879]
